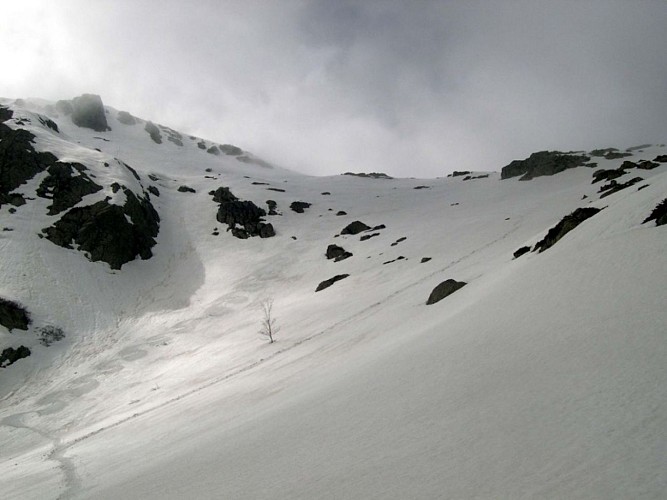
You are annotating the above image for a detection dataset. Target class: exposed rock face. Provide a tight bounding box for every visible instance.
[71,94,110,132]
[212,187,275,239]
[592,168,626,184]
[326,244,352,262]
[117,111,137,125]
[316,274,350,292]
[144,121,162,144]
[207,145,220,156]
[55,100,73,115]
[341,221,370,235]
[0,297,31,331]
[220,144,243,156]
[426,279,467,305]
[598,177,643,198]
[43,189,160,270]
[501,151,591,180]
[343,172,393,179]
[533,207,602,253]
[290,201,311,213]
[0,346,31,367]
[642,199,667,226]
[36,162,103,215]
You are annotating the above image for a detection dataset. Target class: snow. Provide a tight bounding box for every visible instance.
[1,98,666,498]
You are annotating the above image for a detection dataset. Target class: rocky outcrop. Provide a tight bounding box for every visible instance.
[0,346,31,367]
[598,177,643,198]
[316,274,350,292]
[220,144,243,156]
[43,189,160,269]
[177,185,196,193]
[326,244,352,262]
[71,94,110,132]
[0,297,31,331]
[144,121,162,144]
[426,279,467,305]
[36,162,103,215]
[341,221,370,235]
[343,172,393,179]
[513,246,531,259]
[642,199,667,227]
[212,186,275,239]
[533,207,602,253]
[501,151,591,180]
[117,111,137,125]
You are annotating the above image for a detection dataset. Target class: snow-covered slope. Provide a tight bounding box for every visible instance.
[1,96,666,499]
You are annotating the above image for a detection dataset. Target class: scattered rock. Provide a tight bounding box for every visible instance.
[316,274,350,292]
[599,177,643,198]
[642,198,667,226]
[326,244,353,262]
[267,188,286,193]
[653,155,667,163]
[604,151,632,160]
[414,185,430,190]
[0,346,31,367]
[343,172,393,179]
[360,233,379,241]
[197,141,207,150]
[426,279,467,305]
[341,221,370,235]
[321,192,331,195]
[290,201,311,213]
[592,168,625,184]
[420,257,431,263]
[336,211,347,216]
[391,237,407,247]
[626,144,652,152]
[448,171,471,177]
[220,144,243,156]
[533,207,602,253]
[177,185,196,193]
[501,151,591,180]
[38,326,65,346]
[372,224,386,231]
[462,174,490,181]
[148,186,160,197]
[71,94,110,132]
[210,186,238,203]
[0,297,31,331]
[383,256,406,265]
[213,188,275,239]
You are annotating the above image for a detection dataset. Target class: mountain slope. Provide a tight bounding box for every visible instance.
[1,96,666,499]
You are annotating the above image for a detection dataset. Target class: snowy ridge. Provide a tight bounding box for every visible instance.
[1,96,666,499]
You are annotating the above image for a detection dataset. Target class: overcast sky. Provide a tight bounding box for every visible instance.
[2,1,667,177]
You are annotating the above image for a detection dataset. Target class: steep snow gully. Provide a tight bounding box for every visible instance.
[1,96,666,499]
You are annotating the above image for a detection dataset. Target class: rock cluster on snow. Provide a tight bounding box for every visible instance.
[643,198,667,226]
[316,274,350,292]
[426,279,467,305]
[501,151,591,180]
[211,186,275,239]
[0,297,31,331]
[0,346,31,367]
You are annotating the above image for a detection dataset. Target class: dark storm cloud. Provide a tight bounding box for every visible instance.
[2,1,667,177]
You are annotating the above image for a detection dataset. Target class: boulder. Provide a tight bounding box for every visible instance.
[341,221,370,235]
[426,279,467,305]
[326,244,352,262]
[177,185,196,193]
[0,297,31,331]
[71,94,110,132]
[513,246,531,259]
[211,186,238,203]
[290,201,311,213]
[0,346,31,367]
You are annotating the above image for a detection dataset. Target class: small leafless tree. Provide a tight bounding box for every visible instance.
[258,298,279,343]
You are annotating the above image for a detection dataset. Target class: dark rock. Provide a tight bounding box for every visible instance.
[0,346,31,367]
[326,244,352,262]
[643,198,667,226]
[604,151,632,159]
[209,186,238,203]
[38,116,59,133]
[43,189,159,269]
[636,160,659,170]
[654,155,667,163]
[266,200,278,215]
[216,197,274,239]
[167,136,183,147]
[36,162,103,215]
[148,185,160,197]
[259,223,275,238]
[513,246,531,259]
[462,174,490,181]
[267,188,286,192]
[341,221,370,235]
[426,279,467,305]
[117,111,136,125]
[197,141,207,150]
[321,192,331,195]
[599,177,643,198]
[38,325,65,346]
[420,257,432,263]
[501,151,591,180]
[316,274,350,292]
[343,172,393,179]
[533,207,602,253]
[336,211,347,216]
[144,121,162,144]
[207,145,220,155]
[592,168,625,184]
[0,297,31,331]
[177,185,196,193]
[290,201,311,213]
[252,182,269,185]
[220,144,243,156]
[590,148,618,157]
[626,144,652,152]
[448,171,471,177]
[391,237,407,246]
[372,225,386,231]
[360,233,379,241]
[383,256,406,265]
[414,185,430,190]
[71,94,110,132]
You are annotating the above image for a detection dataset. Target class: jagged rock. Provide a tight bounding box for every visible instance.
[326,244,352,262]
[643,199,667,226]
[71,94,110,132]
[144,121,162,144]
[391,237,406,246]
[501,151,591,180]
[117,111,137,125]
[533,207,602,253]
[215,195,275,239]
[636,160,659,170]
[38,116,59,133]
[177,186,196,193]
[513,246,531,258]
[266,200,278,215]
[341,221,370,235]
[316,274,350,292]
[592,168,625,184]
[426,279,467,305]
[43,189,159,269]
[360,233,379,241]
[599,177,643,198]
[148,186,160,197]
[290,201,311,213]
[654,155,667,163]
[448,171,471,177]
[462,174,490,181]
[210,186,238,203]
[36,162,103,215]
[343,172,393,179]
[420,257,432,263]
[604,151,632,159]
[0,297,31,331]
[0,346,31,367]
[589,148,618,157]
